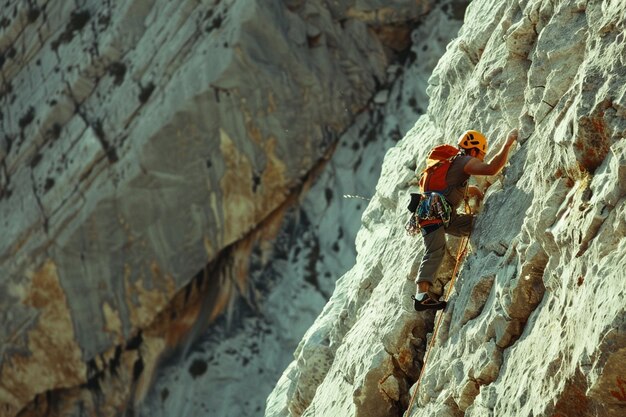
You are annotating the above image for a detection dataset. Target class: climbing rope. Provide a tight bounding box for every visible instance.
[404,198,473,416]
[342,194,371,201]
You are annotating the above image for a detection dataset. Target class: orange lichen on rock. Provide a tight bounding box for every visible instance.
[0,260,86,417]
[124,266,176,329]
[219,128,256,243]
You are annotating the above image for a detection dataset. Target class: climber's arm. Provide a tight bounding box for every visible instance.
[464,129,518,176]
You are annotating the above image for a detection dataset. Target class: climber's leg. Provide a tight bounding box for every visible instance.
[413,224,447,311]
[445,211,474,237]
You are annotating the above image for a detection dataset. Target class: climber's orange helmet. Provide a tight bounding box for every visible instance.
[457,130,488,154]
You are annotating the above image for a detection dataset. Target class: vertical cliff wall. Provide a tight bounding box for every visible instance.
[267,0,626,416]
[1,0,436,415]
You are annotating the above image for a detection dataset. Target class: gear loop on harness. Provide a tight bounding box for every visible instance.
[405,192,452,236]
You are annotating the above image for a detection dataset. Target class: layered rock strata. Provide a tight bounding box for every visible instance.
[266,0,626,416]
[1,0,434,415]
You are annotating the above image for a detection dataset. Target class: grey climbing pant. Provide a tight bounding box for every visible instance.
[413,212,474,284]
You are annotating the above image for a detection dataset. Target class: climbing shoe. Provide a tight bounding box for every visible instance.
[412,294,446,312]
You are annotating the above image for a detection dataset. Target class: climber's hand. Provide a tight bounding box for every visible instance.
[468,185,484,201]
[506,128,518,147]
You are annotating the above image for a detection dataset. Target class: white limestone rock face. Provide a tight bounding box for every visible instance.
[266,0,626,416]
[0,0,435,415]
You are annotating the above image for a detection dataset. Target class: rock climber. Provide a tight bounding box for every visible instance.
[411,128,518,311]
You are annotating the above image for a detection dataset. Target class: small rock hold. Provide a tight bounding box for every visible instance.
[18,107,35,129]
[138,82,155,103]
[380,374,400,401]
[44,178,55,192]
[108,62,127,86]
[27,8,40,23]
[374,90,389,104]
[189,359,208,378]
[161,387,169,402]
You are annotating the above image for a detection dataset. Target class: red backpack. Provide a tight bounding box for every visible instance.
[418,145,459,192]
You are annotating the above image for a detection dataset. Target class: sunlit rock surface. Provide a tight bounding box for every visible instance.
[266,0,626,416]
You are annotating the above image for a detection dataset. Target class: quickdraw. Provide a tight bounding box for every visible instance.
[417,192,451,225]
[405,192,452,236]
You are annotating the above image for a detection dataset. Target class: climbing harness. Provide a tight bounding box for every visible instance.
[405,143,460,237]
[417,193,451,225]
[405,192,452,236]
[405,198,472,416]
